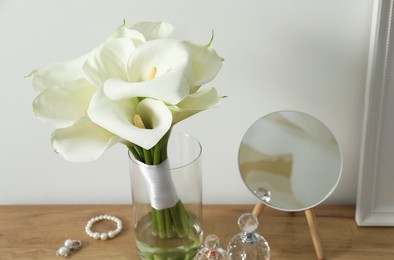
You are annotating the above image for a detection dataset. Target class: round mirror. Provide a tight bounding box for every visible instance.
[238,111,342,211]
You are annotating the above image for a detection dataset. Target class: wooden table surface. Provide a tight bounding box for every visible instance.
[0,204,393,259]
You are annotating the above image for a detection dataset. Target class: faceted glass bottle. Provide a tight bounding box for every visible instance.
[227,213,270,260]
[195,234,229,259]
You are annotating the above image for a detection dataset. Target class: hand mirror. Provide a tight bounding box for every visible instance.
[238,110,342,259]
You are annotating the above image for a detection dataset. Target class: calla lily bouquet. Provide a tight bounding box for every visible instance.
[28,21,223,239]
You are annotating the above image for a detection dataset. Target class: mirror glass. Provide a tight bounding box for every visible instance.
[239,111,342,211]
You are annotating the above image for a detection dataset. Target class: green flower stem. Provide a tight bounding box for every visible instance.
[143,148,153,165]
[164,209,174,238]
[153,142,161,165]
[178,201,190,237]
[169,205,184,237]
[129,146,142,162]
[151,208,158,236]
[135,145,144,157]
[156,209,166,239]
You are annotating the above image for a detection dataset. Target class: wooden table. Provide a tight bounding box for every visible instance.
[0,205,393,259]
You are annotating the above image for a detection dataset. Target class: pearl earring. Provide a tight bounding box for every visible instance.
[56,239,82,257]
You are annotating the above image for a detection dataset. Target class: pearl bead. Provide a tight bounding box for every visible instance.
[57,246,70,256]
[64,239,73,248]
[108,231,115,238]
[100,233,108,240]
[93,232,100,240]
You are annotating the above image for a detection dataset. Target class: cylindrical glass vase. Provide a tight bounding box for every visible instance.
[129,132,203,259]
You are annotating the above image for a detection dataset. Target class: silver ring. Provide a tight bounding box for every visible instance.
[69,240,82,250]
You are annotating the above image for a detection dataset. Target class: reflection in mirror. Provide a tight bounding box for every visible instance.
[239,111,342,211]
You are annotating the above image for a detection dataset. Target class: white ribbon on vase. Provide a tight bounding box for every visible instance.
[138,160,179,210]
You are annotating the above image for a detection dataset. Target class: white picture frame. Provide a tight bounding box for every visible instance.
[356,0,394,226]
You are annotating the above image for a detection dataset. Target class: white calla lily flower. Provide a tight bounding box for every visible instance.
[109,20,174,46]
[88,87,172,150]
[104,39,192,105]
[130,21,175,41]
[83,38,136,88]
[169,87,222,124]
[108,21,146,46]
[52,117,122,163]
[31,37,136,130]
[33,79,95,128]
[30,55,87,93]
[184,33,224,88]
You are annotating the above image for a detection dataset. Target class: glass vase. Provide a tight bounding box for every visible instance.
[129,132,203,260]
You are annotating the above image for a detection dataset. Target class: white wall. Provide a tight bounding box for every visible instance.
[0,0,374,204]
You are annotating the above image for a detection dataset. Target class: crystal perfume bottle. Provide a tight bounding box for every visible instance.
[195,234,229,259]
[227,213,270,260]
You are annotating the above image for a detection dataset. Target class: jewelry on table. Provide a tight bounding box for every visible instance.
[85,215,122,240]
[56,239,82,257]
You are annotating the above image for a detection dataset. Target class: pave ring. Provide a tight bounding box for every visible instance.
[56,239,82,257]
[85,215,122,240]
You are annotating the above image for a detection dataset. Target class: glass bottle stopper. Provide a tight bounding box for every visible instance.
[238,212,259,243]
[194,234,229,259]
[227,213,270,260]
